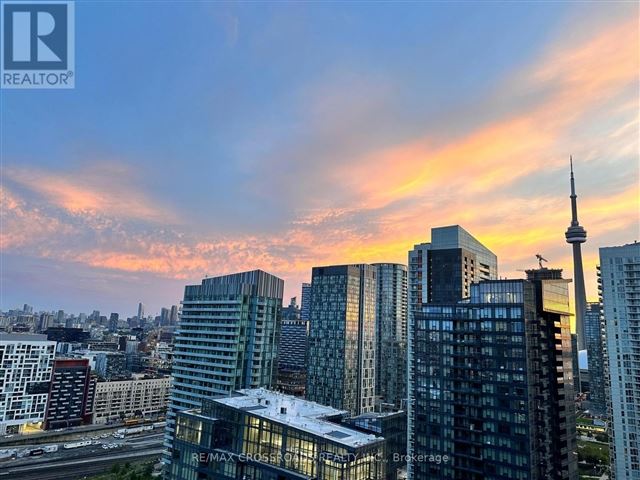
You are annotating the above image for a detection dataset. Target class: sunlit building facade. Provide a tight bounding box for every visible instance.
[306,264,376,416]
[168,389,385,480]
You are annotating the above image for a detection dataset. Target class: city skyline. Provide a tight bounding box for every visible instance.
[2,3,638,315]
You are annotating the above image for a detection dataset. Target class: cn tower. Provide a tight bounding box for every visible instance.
[565,156,587,350]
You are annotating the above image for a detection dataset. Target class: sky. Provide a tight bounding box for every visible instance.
[1,1,638,318]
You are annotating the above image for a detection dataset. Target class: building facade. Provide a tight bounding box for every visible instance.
[599,243,640,479]
[0,334,56,435]
[344,411,407,480]
[93,374,170,424]
[407,225,497,478]
[571,334,581,394]
[166,270,284,465]
[408,225,498,310]
[73,350,128,380]
[277,298,309,397]
[584,302,606,415]
[372,263,408,409]
[409,272,577,480]
[168,388,385,480]
[306,264,377,416]
[44,358,95,429]
[301,282,312,321]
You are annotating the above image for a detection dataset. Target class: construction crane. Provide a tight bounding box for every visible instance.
[535,254,548,269]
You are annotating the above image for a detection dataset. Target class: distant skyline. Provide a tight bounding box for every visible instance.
[1,3,638,316]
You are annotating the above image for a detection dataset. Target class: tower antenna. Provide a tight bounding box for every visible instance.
[565,156,588,350]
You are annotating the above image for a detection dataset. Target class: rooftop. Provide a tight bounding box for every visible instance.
[211,388,382,449]
[0,333,51,342]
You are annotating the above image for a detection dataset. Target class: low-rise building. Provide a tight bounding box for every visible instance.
[93,374,170,424]
[168,388,386,480]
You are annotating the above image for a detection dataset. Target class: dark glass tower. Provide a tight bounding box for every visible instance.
[277,297,309,396]
[306,264,376,416]
[409,270,577,480]
[584,302,606,415]
[301,282,312,321]
[407,225,497,478]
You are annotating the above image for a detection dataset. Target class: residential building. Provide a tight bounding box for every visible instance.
[599,242,640,479]
[168,388,385,480]
[72,351,128,380]
[407,225,497,478]
[160,308,170,327]
[165,270,284,465]
[408,225,498,310]
[93,374,170,424]
[169,305,179,326]
[408,270,578,480]
[44,358,95,430]
[45,327,90,344]
[108,313,119,333]
[38,313,53,332]
[277,297,309,396]
[306,264,377,416]
[301,282,312,321]
[373,263,408,409]
[0,334,56,435]
[585,302,606,415]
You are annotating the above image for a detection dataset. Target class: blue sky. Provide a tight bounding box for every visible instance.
[1,1,638,317]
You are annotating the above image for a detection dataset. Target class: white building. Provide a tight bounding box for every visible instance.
[93,374,170,424]
[600,242,640,479]
[0,334,56,435]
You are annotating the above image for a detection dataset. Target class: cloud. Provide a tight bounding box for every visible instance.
[1,13,637,309]
[3,162,178,224]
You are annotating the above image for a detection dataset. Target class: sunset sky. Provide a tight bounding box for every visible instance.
[1,2,638,317]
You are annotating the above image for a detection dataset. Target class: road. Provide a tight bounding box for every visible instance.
[0,431,164,480]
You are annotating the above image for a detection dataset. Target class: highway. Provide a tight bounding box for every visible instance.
[0,431,163,480]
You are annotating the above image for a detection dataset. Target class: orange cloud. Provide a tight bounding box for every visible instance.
[0,15,637,311]
[0,187,76,250]
[332,17,638,211]
[4,164,177,224]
